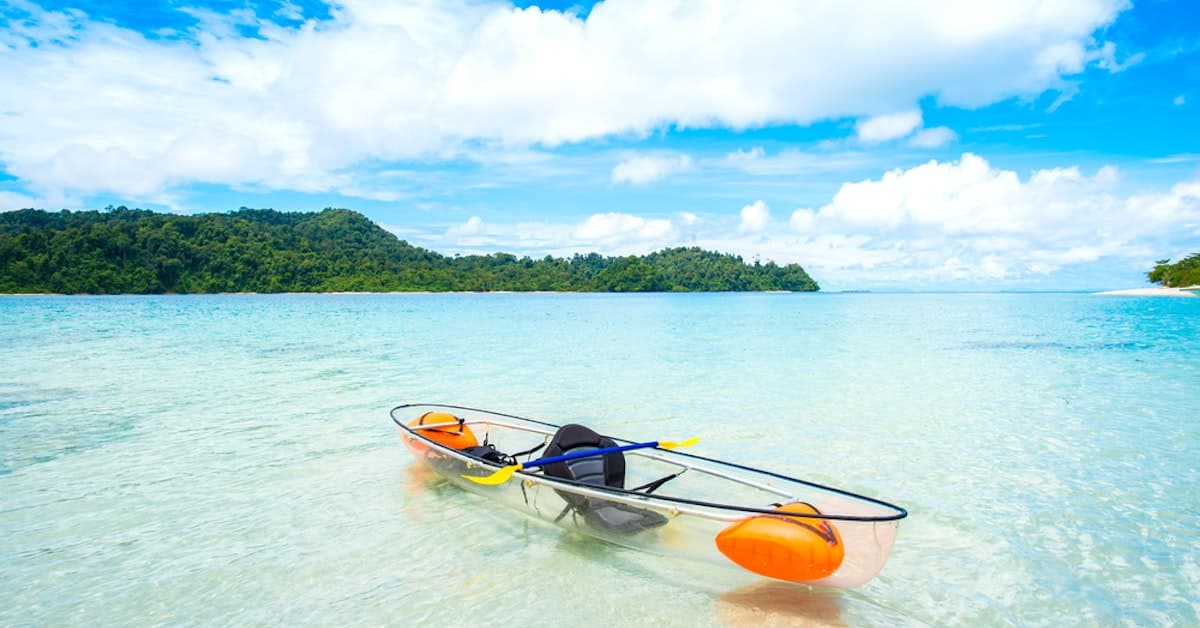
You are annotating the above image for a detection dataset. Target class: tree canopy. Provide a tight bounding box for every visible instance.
[0,207,819,294]
[1147,253,1200,288]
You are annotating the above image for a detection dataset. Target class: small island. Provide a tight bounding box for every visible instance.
[1097,253,1200,297]
[0,207,819,294]
[1147,254,1200,288]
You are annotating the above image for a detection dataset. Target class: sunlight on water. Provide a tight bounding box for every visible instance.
[1,293,1197,626]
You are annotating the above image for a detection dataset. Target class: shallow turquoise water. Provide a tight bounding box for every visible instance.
[1,293,1197,626]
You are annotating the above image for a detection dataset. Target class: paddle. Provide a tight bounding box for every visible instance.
[463,437,699,485]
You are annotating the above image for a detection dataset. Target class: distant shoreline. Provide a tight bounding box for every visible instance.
[0,290,820,297]
[5,288,1198,297]
[1095,286,1199,297]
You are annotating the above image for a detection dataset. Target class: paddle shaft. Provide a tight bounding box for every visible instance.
[517,440,660,471]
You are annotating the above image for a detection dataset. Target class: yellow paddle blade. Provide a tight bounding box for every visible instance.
[659,437,699,450]
[464,463,522,485]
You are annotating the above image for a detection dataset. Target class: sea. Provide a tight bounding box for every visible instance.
[1,292,1197,627]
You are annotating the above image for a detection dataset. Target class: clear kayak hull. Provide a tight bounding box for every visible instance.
[392,403,907,589]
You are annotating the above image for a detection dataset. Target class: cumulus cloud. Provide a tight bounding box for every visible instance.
[437,211,679,255]
[856,111,924,143]
[575,212,675,242]
[738,200,770,233]
[812,153,1132,236]
[0,0,1131,199]
[790,208,816,231]
[778,153,1200,283]
[611,153,694,185]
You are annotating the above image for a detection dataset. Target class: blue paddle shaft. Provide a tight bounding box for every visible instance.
[520,440,658,470]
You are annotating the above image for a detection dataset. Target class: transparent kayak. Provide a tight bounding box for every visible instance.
[392,403,907,589]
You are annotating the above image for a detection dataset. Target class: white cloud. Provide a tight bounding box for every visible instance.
[611,153,694,185]
[790,208,816,231]
[437,210,679,255]
[856,110,923,143]
[0,0,1131,199]
[0,186,82,211]
[678,211,699,226]
[738,200,770,233]
[573,212,676,244]
[0,190,43,211]
[816,153,1086,234]
[908,126,958,148]
[781,153,1200,284]
[447,215,485,236]
[855,112,958,148]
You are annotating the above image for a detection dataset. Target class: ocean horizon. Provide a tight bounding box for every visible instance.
[0,287,1183,296]
[2,292,1197,626]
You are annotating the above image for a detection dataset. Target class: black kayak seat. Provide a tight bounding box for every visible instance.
[541,424,669,535]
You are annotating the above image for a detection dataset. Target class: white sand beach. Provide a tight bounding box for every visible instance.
[1095,286,1199,297]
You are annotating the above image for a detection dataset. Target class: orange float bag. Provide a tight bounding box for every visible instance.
[406,411,479,450]
[715,501,845,582]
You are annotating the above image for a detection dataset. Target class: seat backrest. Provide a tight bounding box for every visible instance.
[541,424,670,534]
[541,424,625,490]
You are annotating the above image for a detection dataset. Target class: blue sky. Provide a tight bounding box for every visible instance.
[1,0,1198,290]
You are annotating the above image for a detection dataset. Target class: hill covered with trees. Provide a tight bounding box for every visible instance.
[1147,253,1200,288]
[0,207,819,294]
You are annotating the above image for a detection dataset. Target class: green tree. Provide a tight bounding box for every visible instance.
[1148,254,1200,287]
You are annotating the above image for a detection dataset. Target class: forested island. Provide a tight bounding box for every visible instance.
[1147,254,1200,288]
[0,207,819,294]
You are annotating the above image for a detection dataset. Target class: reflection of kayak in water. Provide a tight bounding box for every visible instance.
[714,580,845,627]
[392,403,907,588]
